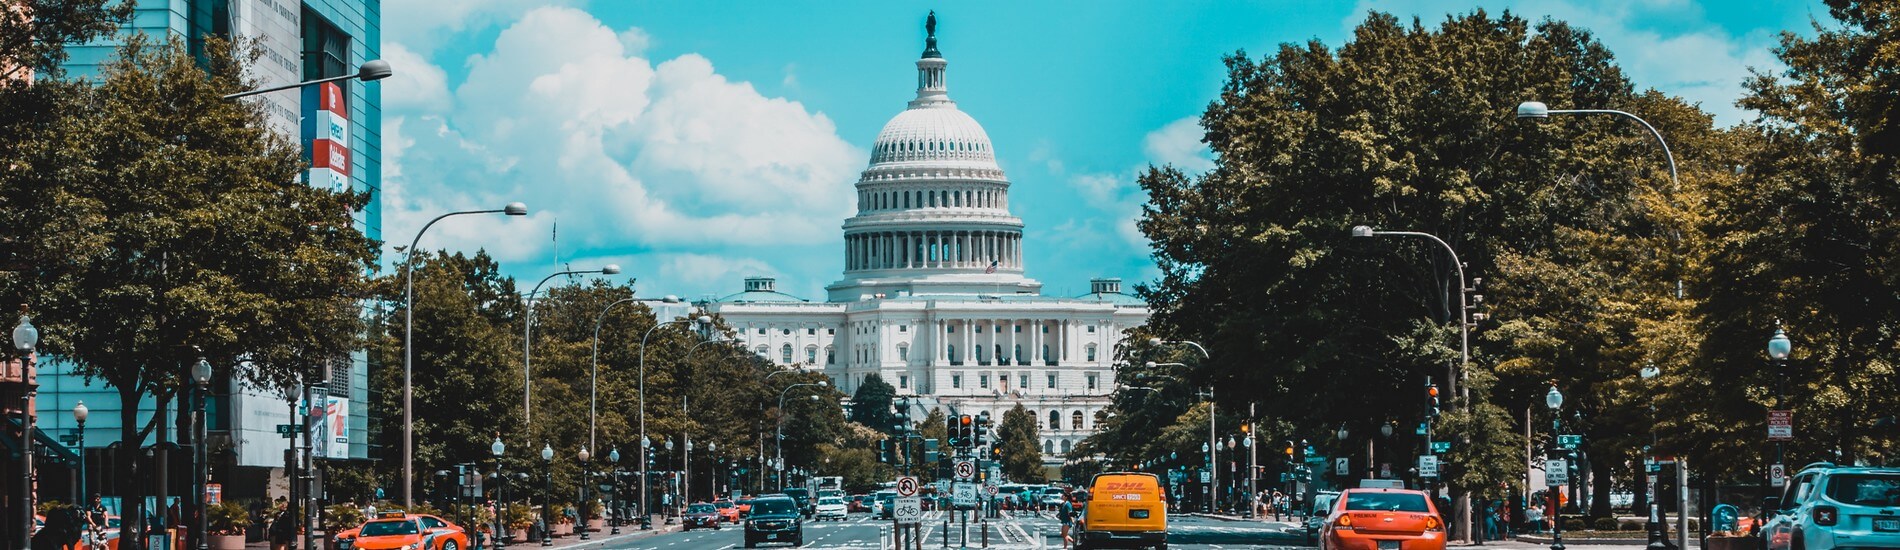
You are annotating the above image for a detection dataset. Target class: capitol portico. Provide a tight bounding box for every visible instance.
[700,14,1148,466]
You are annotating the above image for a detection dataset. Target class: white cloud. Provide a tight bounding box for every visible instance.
[379,7,863,296]
[383,0,585,55]
[380,44,451,113]
[1346,0,1781,126]
[1142,116,1214,173]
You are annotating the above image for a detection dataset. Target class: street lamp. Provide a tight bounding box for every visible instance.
[775,382,830,491]
[540,444,554,547]
[1516,100,1683,299]
[607,449,620,535]
[523,265,622,428]
[73,401,87,507]
[222,59,393,99]
[14,312,37,550]
[577,447,591,540]
[193,357,213,550]
[491,437,506,549]
[591,297,688,452]
[1767,327,1792,484]
[1547,385,1565,550]
[1349,226,1478,403]
[636,307,709,524]
[403,203,528,506]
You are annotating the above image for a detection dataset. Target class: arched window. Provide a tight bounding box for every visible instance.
[756,345,769,357]
[1060,440,1072,454]
[1048,411,1060,430]
[1071,411,1084,430]
[1014,344,1024,363]
[975,345,986,362]
[1044,440,1055,454]
[1085,344,1097,362]
[948,345,958,364]
[897,344,909,362]
[825,346,835,365]
[781,344,793,365]
[994,345,1004,365]
[806,345,818,365]
[1041,345,1050,363]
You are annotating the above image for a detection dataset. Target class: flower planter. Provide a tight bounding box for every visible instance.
[210,534,248,550]
[587,519,605,532]
[554,523,572,536]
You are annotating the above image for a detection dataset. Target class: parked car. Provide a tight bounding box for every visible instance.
[684,503,723,531]
[1763,463,1900,550]
[744,496,803,548]
[815,496,849,521]
[1318,488,1445,550]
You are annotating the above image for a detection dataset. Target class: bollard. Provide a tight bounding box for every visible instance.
[981,518,988,548]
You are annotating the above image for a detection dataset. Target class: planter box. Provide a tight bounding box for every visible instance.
[553,523,572,536]
[587,519,605,532]
[209,535,247,550]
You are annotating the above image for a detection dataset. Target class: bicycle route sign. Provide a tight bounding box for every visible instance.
[895,476,919,497]
[894,496,923,524]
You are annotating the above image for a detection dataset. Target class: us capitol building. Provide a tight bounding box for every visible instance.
[700,14,1148,467]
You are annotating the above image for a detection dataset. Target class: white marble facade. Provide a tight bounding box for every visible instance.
[701,24,1149,465]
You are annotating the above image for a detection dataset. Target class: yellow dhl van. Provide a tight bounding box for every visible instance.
[1078,471,1167,550]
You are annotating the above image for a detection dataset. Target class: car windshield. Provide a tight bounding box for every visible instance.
[688,504,716,514]
[820,498,843,505]
[1827,474,1900,507]
[752,499,797,515]
[715,501,733,508]
[360,520,419,537]
[785,489,810,499]
[1344,492,1430,512]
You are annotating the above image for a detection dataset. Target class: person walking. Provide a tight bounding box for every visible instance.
[269,505,297,550]
[1057,490,1078,549]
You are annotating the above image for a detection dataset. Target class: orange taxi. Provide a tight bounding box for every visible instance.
[714,500,741,523]
[335,511,469,550]
[735,497,754,518]
[1319,488,1446,550]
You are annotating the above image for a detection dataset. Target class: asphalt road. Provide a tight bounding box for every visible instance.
[595,511,1309,549]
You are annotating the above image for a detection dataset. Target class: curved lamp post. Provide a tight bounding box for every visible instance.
[775,382,830,491]
[1517,100,1683,299]
[635,309,710,530]
[523,265,621,427]
[1147,337,1215,511]
[223,60,393,100]
[403,203,527,506]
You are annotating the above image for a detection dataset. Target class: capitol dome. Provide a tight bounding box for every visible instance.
[869,107,996,165]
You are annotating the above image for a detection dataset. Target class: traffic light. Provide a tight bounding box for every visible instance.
[878,440,894,463]
[989,446,1001,460]
[1284,443,1295,458]
[956,415,974,447]
[974,412,992,446]
[1426,382,1441,417]
[893,397,912,433]
[924,439,941,463]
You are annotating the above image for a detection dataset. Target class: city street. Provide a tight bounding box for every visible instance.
[585,511,1303,549]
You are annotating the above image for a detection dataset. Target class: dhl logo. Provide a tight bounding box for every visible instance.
[1100,483,1151,491]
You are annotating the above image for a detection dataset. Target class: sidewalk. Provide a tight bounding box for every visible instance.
[248,518,683,550]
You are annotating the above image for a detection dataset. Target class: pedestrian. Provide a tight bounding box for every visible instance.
[1057,490,1077,549]
[269,506,296,550]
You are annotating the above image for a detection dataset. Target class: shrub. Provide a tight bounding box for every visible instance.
[1563,518,1587,532]
[1620,521,1643,531]
[504,503,536,531]
[1594,517,1620,531]
[210,501,254,535]
[322,504,364,534]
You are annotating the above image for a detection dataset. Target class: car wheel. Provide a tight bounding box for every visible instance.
[440,540,458,550]
[744,539,756,549]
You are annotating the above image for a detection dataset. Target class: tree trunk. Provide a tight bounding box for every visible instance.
[117,383,146,550]
[1589,457,1612,519]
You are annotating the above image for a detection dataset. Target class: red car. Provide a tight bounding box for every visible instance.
[683,503,723,531]
[714,500,742,523]
[1319,488,1445,550]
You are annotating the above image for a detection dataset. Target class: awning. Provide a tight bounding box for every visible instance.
[3,417,81,467]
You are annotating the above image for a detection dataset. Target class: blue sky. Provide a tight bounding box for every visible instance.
[376,0,1819,301]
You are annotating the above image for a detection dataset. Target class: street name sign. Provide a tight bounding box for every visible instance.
[953,483,979,508]
[895,476,919,497]
[895,496,923,524]
[277,424,297,438]
[1419,455,1439,478]
[1546,459,1569,486]
[1768,410,1793,441]
[1430,441,1451,453]
[954,459,977,480]
[1558,435,1582,450]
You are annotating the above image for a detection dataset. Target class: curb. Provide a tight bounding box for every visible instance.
[532,525,683,550]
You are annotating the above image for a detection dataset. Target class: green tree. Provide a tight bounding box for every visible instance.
[998,404,1045,482]
[0,0,130,83]
[1133,10,1727,534]
[3,34,377,543]
[912,407,947,483]
[849,373,898,434]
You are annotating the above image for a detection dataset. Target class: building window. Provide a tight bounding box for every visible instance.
[899,375,909,389]
[975,325,984,333]
[807,328,816,335]
[1041,345,1050,361]
[1061,440,1072,454]
[781,344,793,364]
[1014,325,1022,333]
[1018,373,1028,389]
[1048,410,1060,429]
[952,374,962,389]
[898,344,909,362]
[783,329,792,335]
[948,345,958,364]
[1044,440,1055,454]
[1087,325,1096,333]
[975,345,987,363]
[994,345,1005,365]
[806,345,818,365]
[828,328,835,335]
[900,325,908,333]
[1086,344,1097,362]
[1042,324,1049,333]
[1086,374,1098,391]
[1072,411,1084,430]
[826,346,835,365]
[758,328,767,335]
[948,325,955,333]
[979,374,990,389]
[1047,373,1057,388]
[756,345,769,357]
[1014,345,1024,363]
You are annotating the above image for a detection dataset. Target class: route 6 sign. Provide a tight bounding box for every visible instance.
[955,459,977,480]
[896,476,919,497]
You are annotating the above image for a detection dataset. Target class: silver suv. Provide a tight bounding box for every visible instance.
[1763,463,1900,550]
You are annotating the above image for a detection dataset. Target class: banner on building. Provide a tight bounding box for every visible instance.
[303,81,350,193]
[309,396,349,460]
